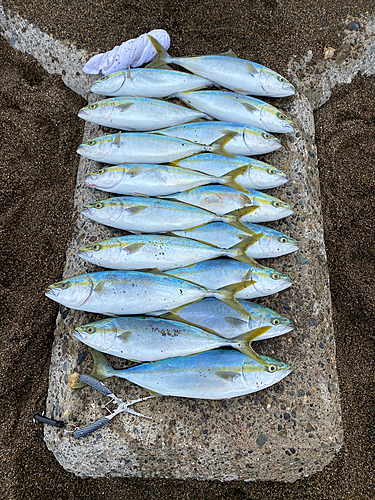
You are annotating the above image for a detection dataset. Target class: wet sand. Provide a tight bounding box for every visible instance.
[0,1,374,498]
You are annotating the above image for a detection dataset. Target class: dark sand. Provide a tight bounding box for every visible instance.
[0,1,374,498]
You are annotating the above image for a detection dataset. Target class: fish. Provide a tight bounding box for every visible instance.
[45,270,256,316]
[153,298,294,340]
[78,96,212,131]
[171,222,299,258]
[84,163,250,197]
[77,130,234,165]
[73,316,270,362]
[173,153,288,189]
[154,121,281,156]
[147,35,295,97]
[161,185,293,223]
[74,348,291,400]
[78,234,261,271]
[164,259,292,299]
[174,90,294,133]
[81,196,257,233]
[90,67,214,98]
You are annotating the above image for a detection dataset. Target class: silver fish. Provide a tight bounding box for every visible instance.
[161,185,293,223]
[82,196,256,233]
[84,163,248,197]
[148,36,295,97]
[174,90,294,133]
[78,96,212,131]
[171,222,299,258]
[173,153,288,189]
[76,348,291,400]
[78,234,261,271]
[73,316,270,362]
[90,68,214,98]
[164,259,292,299]
[155,121,281,156]
[154,298,294,340]
[45,270,255,316]
[77,131,234,165]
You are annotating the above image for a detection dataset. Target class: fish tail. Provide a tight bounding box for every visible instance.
[213,280,256,316]
[231,326,272,365]
[146,35,173,68]
[209,132,237,158]
[225,234,263,266]
[72,348,116,388]
[220,165,250,193]
[221,205,260,233]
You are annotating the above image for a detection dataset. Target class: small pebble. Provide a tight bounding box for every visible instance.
[350,22,360,30]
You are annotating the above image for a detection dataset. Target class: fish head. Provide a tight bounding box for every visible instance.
[78,100,116,122]
[78,238,123,267]
[259,106,294,133]
[77,135,115,161]
[243,355,291,389]
[246,162,287,189]
[243,128,281,155]
[85,166,124,190]
[252,266,292,296]
[91,72,127,95]
[259,68,295,97]
[82,198,124,224]
[45,275,93,308]
[257,229,298,257]
[252,192,293,221]
[74,318,118,350]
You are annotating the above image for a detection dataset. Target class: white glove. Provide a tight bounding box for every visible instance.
[83,29,170,75]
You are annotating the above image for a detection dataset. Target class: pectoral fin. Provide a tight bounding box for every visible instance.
[114,131,121,147]
[214,371,241,383]
[117,330,132,342]
[224,316,247,327]
[124,243,145,254]
[126,206,147,215]
[241,102,257,113]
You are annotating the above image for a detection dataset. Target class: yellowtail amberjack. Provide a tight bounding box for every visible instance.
[148,35,295,97]
[174,91,294,133]
[161,185,293,223]
[45,270,256,317]
[73,316,270,362]
[164,259,292,300]
[78,234,261,271]
[74,348,291,400]
[84,163,249,197]
[171,222,299,258]
[77,131,234,165]
[153,298,294,340]
[90,68,214,98]
[82,196,257,233]
[78,96,212,131]
[154,121,281,156]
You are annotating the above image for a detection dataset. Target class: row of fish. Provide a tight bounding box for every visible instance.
[46,41,297,402]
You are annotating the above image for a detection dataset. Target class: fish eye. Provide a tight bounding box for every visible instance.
[267,168,276,175]
[272,318,281,325]
[100,76,108,81]
[272,273,280,280]
[88,140,96,146]
[94,202,103,209]
[92,244,101,251]
[272,201,281,207]
[277,112,286,120]
[98,169,105,174]
[279,237,288,244]
[262,133,271,139]
[89,103,97,110]
[277,76,287,83]
[60,282,70,289]
[267,365,277,373]
[86,326,96,334]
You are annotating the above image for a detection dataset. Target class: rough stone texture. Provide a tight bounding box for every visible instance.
[43,92,343,481]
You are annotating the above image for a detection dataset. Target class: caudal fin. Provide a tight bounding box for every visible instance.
[221,205,260,233]
[226,235,263,266]
[231,326,272,365]
[72,348,115,388]
[146,35,172,68]
[215,280,256,317]
[220,165,249,193]
[209,132,237,158]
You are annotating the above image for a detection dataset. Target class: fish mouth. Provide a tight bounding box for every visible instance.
[269,139,282,151]
[282,82,295,95]
[281,121,295,133]
[78,109,90,118]
[73,329,87,341]
[82,207,95,217]
[79,250,93,260]
[77,144,89,155]
[45,287,58,298]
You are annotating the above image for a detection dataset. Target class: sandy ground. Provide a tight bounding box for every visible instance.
[0,1,374,498]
